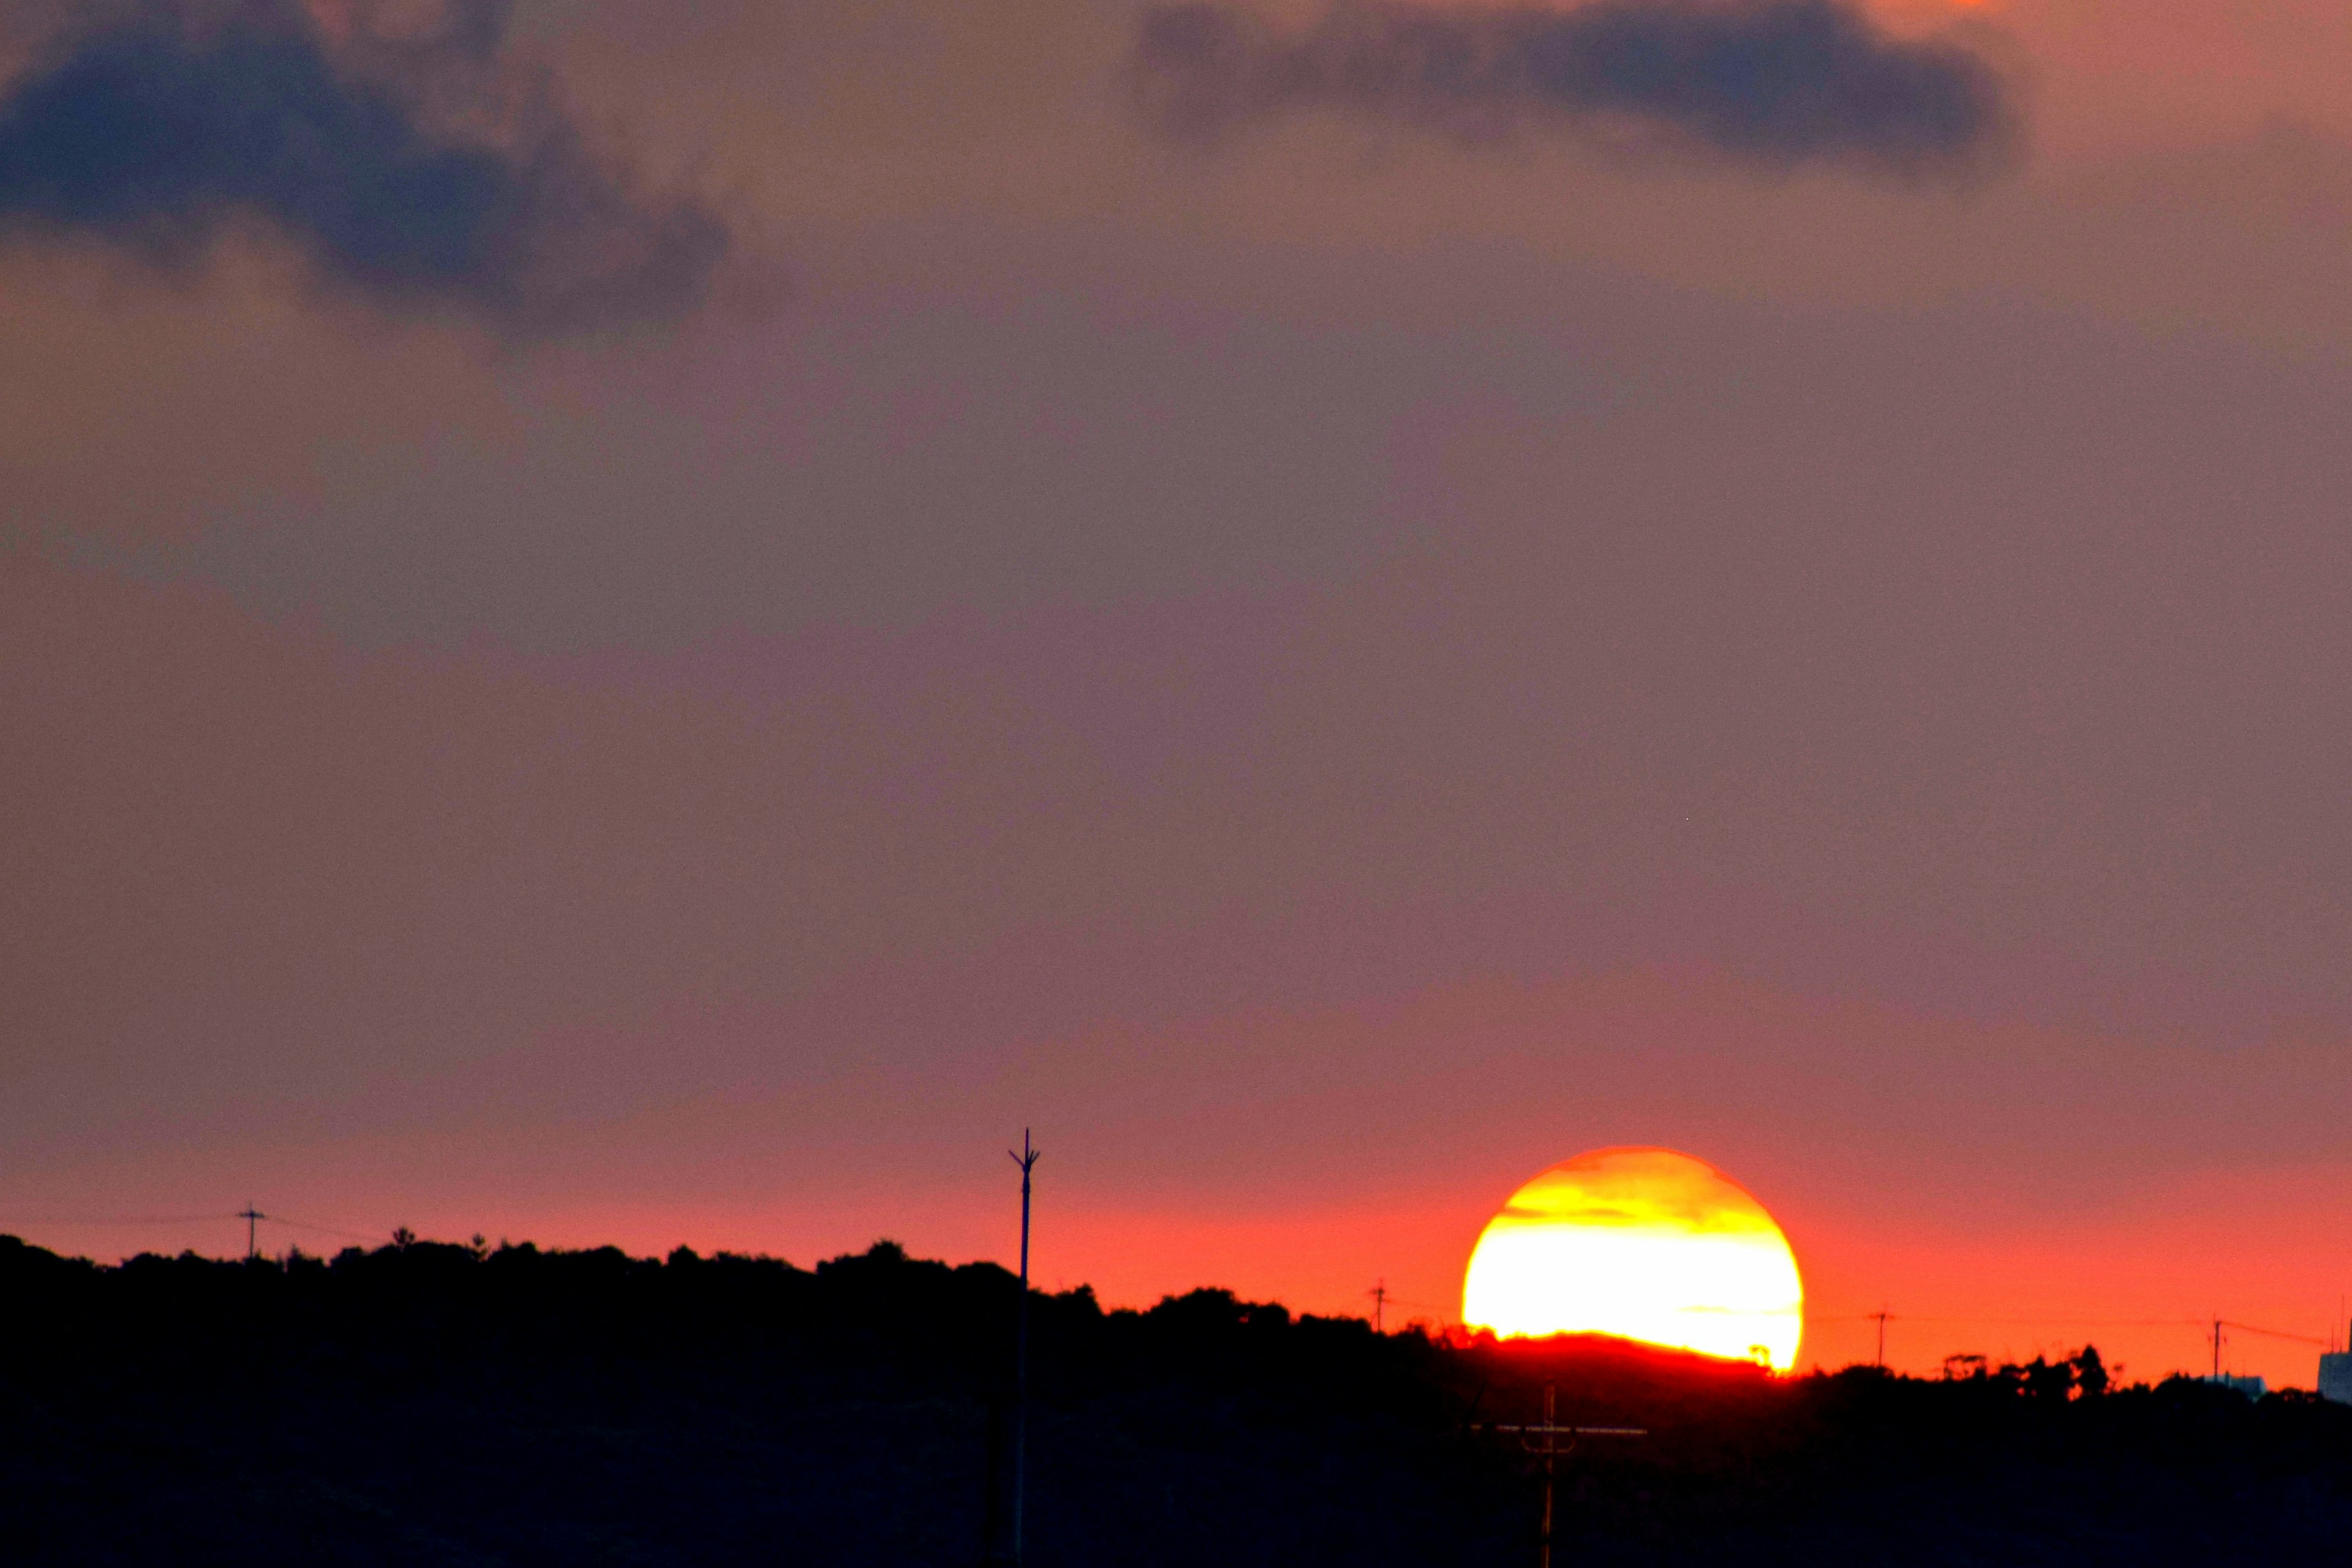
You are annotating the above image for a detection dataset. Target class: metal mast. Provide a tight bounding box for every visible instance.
[1009,1131,1041,1564]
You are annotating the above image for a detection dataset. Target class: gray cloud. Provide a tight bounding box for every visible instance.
[0,1,729,335]
[1133,0,2016,177]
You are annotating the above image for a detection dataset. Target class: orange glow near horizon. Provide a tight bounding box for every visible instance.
[1461,1147,1806,1371]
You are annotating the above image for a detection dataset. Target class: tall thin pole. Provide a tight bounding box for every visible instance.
[1538,1382,1556,1568]
[1470,1395,1643,1568]
[1369,1280,1388,1335]
[1872,1308,1890,1368]
[239,1204,264,1262]
[1009,1131,1041,1566]
[2211,1316,2224,1380]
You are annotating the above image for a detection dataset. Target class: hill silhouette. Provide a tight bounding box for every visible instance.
[3,1232,2349,1564]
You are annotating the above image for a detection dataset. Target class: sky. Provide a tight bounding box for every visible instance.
[4,0,2352,1388]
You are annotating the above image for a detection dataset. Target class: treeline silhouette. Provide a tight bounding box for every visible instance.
[3,1232,2348,1564]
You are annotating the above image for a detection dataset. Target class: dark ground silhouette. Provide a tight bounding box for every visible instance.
[3,1233,2348,1564]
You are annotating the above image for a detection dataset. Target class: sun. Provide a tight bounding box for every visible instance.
[1461,1147,1804,1371]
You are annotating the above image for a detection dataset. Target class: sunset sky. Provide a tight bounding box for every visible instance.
[7,0,2352,1389]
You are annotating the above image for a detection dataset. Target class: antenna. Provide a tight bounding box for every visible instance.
[238,1204,266,1262]
[1008,1131,1041,1567]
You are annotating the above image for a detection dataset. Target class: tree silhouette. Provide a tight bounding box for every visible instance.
[1,1231,2347,1566]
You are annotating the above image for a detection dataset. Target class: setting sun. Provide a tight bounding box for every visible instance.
[1461,1148,1805,1371]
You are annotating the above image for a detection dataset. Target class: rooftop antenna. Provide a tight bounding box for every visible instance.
[1008,1131,1041,1566]
[238,1204,265,1262]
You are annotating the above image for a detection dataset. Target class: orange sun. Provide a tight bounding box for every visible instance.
[1460,1147,1804,1371]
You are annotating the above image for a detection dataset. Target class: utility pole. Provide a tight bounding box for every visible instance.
[1871,1308,1891,1368]
[1009,1131,1041,1566]
[1368,1280,1389,1335]
[1475,1382,1647,1568]
[2210,1316,2225,1380]
[239,1204,265,1262]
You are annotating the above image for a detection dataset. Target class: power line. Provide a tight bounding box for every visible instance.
[2218,1318,2330,1347]
[1811,1312,2298,1330]
[0,1213,235,1227]
[1815,1307,2332,1377]
[263,1215,387,1245]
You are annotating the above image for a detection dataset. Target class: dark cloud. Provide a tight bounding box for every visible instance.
[0,1,729,334]
[1133,0,2016,177]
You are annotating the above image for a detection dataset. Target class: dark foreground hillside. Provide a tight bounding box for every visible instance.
[3,1234,2349,1565]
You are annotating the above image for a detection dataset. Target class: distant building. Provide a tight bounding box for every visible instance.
[2321,1331,2352,1405]
[2206,1373,2266,1400]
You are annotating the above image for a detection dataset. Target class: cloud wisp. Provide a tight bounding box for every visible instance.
[0,1,729,336]
[1132,0,2016,179]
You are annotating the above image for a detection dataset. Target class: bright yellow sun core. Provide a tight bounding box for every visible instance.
[1461,1147,1804,1371]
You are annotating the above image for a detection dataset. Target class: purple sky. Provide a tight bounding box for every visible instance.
[5,0,2352,1383]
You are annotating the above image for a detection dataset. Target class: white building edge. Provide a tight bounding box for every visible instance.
[2321,1341,2352,1406]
